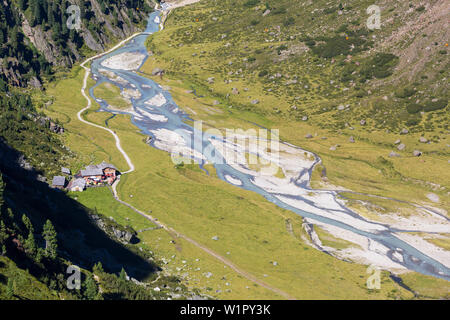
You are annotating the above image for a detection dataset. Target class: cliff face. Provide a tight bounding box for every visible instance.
[0,0,154,87]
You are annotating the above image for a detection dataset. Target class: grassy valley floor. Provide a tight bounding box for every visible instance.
[37,0,449,299]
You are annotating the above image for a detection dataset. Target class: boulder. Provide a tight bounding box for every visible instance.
[349,136,355,143]
[305,134,313,139]
[419,136,428,143]
[426,193,440,203]
[360,119,366,126]
[388,151,400,158]
[397,143,406,151]
[394,139,401,145]
[412,150,422,157]
[151,68,165,76]
[400,128,409,135]
[251,99,259,105]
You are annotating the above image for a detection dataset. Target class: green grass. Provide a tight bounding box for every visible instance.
[93,82,132,111]
[68,187,157,231]
[0,256,60,300]
[40,0,449,299]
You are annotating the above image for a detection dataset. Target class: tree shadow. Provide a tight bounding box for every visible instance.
[0,140,158,281]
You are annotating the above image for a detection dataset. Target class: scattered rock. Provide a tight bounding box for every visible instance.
[400,128,409,135]
[262,9,271,16]
[231,88,239,95]
[426,193,440,203]
[412,150,422,157]
[360,119,366,126]
[302,116,308,121]
[28,76,42,89]
[349,136,355,143]
[305,134,313,139]
[394,139,401,145]
[389,151,400,158]
[419,136,428,143]
[212,236,219,241]
[330,146,337,151]
[250,99,259,105]
[397,143,406,151]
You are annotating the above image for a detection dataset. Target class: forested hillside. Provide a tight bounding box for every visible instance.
[0,0,206,300]
[0,0,153,87]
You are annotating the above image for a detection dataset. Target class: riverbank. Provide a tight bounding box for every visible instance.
[40,6,449,300]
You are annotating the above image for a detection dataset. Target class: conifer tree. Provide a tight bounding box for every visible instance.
[42,219,57,259]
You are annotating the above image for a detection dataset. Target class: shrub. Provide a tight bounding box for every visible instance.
[284,17,295,26]
[406,119,420,126]
[360,53,398,79]
[416,5,426,12]
[273,7,287,14]
[276,44,288,55]
[406,103,422,114]
[395,87,416,98]
[244,0,259,8]
[311,29,371,58]
[258,70,269,77]
[423,99,448,112]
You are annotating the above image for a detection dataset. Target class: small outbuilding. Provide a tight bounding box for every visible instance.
[61,167,71,175]
[68,178,86,192]
[52,176,66,189]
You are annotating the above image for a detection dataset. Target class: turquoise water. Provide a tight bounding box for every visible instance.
[88,11,450,281]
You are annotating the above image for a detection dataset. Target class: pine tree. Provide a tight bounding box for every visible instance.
[119,267,127,281]
[84,275,98,300]
[93,261,104,274]
[6,278,14,299]
[22,214,37,256]
[42,219,57,259]
[0,172,4,208]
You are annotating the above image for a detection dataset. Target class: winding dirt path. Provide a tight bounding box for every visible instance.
[77,6,295,300]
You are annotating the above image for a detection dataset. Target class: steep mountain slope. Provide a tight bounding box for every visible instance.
[147,0,448,132]
[0,0,153,87]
